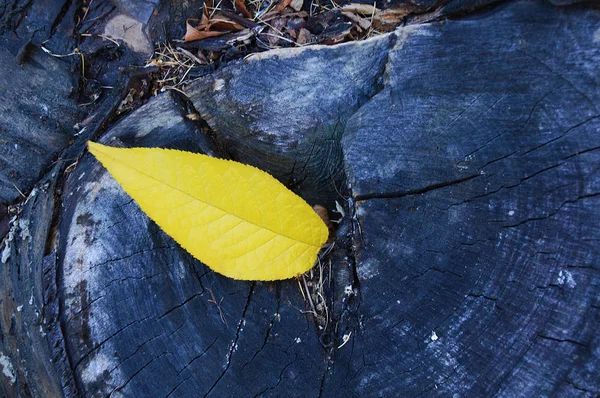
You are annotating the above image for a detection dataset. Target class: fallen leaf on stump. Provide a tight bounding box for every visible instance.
[88,142,329,281]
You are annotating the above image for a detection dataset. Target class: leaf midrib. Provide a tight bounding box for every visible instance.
[97,146,320,247]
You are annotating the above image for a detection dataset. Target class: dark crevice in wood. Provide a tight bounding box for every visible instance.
[501,192,600,230]
[157,293,204,320]
[168,89,224,159]
[203,282,254,398]
[48,0,72,39]
[537,334,589,348]
[355,174,481,201]
[239,288,281,372]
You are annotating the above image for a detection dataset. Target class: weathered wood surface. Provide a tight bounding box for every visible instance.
[0,40,83,205]
[334,3,600,395]
[1,0,599,397]
[186,34,393,209]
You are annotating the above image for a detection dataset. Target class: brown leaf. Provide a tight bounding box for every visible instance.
[373,8,411,32]
[313,205,330,226]
[261,10,307,23]
[267,27,282,46]
[290,0,303,11]
[182,13,245,42]
[209,17,244,31]
[234,0,253,18]
[296,27,314,45]
[183,19,228,42]
[201,6,210,25]
[321,22,353,45]
[341,3,378,15]
[183,29,228,42]
[313,205,334,243]
[341,11,371,31]
[273,0,293,14]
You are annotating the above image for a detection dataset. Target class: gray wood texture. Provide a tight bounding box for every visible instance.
[0,0,598,397]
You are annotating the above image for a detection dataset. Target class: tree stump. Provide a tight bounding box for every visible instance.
[0,0,598,397]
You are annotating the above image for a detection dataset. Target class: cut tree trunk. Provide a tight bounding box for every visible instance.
[1,0,599,397]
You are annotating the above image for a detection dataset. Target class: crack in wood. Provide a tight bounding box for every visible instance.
[354,174,480,201]
[203,282,254,398]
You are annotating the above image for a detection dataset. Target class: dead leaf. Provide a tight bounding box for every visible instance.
[183,20,228,42]
[182,15,245,42]
[341,3,378,15]
[261,10,307,23]
[296,28,314,45]
[234,0,253,18]
[210,17,244,31]
[373,8,411,32]
[321,22,353,45]
[313,205,330,227]
[273,0,293,14]
[202,4,211,24]
[290,0,304,11]
[342,11,371,31]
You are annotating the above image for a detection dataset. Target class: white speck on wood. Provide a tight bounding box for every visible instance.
[557,270,576,288]
[1,229,15,263]
[81,352,124,386]
[0,354,16,384]
[357,258,379,281]
[213,79,225,91]
[431,331,438,341]
[19,219,30,241]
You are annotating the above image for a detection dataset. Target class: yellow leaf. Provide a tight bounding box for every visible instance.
[87,142,329,281]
